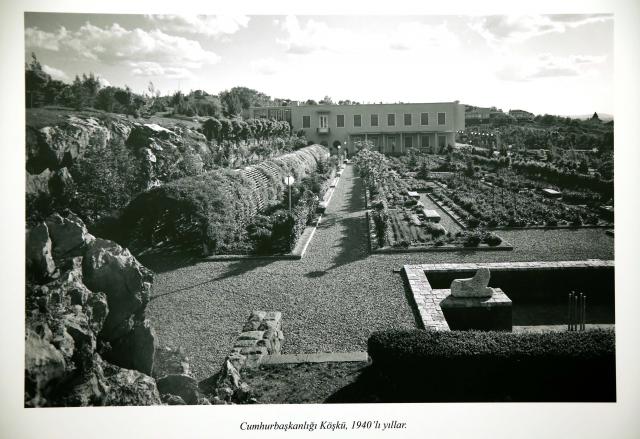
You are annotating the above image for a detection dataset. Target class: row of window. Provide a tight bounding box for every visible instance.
[301,112,447,129]
[350,133,448,149]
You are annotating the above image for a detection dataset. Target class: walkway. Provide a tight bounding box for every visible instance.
[144,165,614,380]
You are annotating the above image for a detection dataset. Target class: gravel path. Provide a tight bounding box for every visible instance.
[144,165,614,380]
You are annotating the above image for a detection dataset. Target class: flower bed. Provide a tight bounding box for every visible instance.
[430,175,610,229]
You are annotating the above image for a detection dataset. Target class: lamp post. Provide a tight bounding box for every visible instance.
[284,175,295,213]
[337,144,341,163]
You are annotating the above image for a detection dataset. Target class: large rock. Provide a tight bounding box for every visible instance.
[49,167,74,198]
[156,374,200,405]
[82,238,153,342]
[105,319,157,375]
[450,268,495,298]
[26,117,129,174]
[103,363,161,406]
[25,327,66,407]
[46,213,95,261]
[26,222,56,281]
[26,168,53,197]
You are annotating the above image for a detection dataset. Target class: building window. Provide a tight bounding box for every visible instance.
[404,113,412,126]
[438,135,447,148]
[371,114,379,126]
[405,135,413,148]
[319,115,328,128]
[438,112,446,125]
[337,114,345,127]
[421,112,429,125]
[387,113,395,126]
[303,115,310,128]
[420,134,430,148]
[354,114,362,127]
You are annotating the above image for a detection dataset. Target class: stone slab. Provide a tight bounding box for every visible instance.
[259,352,369,366]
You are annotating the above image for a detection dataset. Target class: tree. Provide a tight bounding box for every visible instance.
[305,99,318,105]
[202,118,222,142]
[25,53,50,108]
[417,161,430,180]
[319,95,333,104]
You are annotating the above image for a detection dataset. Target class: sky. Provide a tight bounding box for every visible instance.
[24,13,613,116]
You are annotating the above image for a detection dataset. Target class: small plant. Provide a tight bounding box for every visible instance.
[483,232,502,246]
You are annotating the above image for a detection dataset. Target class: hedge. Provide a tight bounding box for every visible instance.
[367,329,615,402]
[121,145,328,254]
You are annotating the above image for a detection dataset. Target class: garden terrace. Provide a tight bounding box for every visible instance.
[121,144,329,255]
[429,174,610,228]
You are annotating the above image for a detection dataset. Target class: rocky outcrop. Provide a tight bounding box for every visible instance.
[26,116,132,174]
[25,212,160,407]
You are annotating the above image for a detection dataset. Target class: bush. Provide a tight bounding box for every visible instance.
[367,329,616,402]
[462,231,482,247]
[483,232,502,246]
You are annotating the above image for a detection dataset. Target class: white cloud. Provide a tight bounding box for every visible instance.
[24,22,220,68]
[41,64,69,81]
[250,58,280,75]
[276,16,459,56]
[471,14,612,45]
[129,61,194,79]
[146,15,250,38]
[388,22,460,51]
[496,53,607,81]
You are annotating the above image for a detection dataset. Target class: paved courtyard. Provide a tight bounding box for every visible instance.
[144,165,614,380]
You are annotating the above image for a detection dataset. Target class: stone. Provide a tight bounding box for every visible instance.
[163,394,187,405]
[24,328,67,407]
[49,167,74,198]
[86,291,109,334]
[103,364,162,406]
[82,238,153,342]
[152,346,191,378]
[26,222,56,281]
[450,268,495,298]
[156,374,200,405]
[26,168,52,197]
[104,319,156,375]
[46,213,95,261]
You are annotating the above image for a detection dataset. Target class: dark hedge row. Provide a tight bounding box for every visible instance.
[367,329,615,402]
[121,145,328,254]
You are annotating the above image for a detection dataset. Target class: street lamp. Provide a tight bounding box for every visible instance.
[284,175,295,213]
[337,144,341,163]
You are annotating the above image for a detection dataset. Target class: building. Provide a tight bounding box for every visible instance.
[246,101,465,155]
[465,106,503,123]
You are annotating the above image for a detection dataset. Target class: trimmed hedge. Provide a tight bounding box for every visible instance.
[121,145,328,254]
[367,329,615,402]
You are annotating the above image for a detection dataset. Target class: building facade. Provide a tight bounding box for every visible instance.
[246,101,465,155]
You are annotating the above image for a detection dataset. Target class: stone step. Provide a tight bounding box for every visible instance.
[260,352,369,367]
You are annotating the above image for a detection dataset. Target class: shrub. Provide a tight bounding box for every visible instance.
[367,329,615,402]
[424,221,446,238]
[462,231,482,247]
[483,232,502,246]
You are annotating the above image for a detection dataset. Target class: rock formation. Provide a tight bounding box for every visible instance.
[450,268,495,298]
[25,212,160,407]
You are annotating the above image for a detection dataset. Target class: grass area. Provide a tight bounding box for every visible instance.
[241,362,369,404]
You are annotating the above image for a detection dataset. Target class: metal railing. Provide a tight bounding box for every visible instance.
[568,291,587,331]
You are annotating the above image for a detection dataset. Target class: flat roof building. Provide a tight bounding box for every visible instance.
[246,101,465,155]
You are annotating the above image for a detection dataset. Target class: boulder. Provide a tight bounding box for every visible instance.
[450,268,495,298]
[156,374,200,405]
[86,291,109,334]
[24,327,66,407]
[103,364,162,406]
[46,213,95,261]
[82,238,153,342]
[49,167,74,198]
[152,346,191,378]
[104,319,156,375]
[26,168,53,197]
[26,222,56,281]
[163,394,187,405]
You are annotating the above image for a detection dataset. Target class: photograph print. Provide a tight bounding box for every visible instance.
[24,13,615,407]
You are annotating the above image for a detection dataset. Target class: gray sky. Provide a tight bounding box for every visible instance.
[24,13,613,115]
